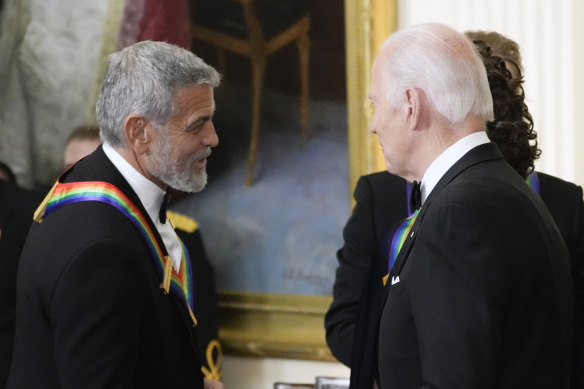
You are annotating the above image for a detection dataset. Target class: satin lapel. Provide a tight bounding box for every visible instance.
[382,142,504,301]
[66,146,198,348]
[424,142,504,206]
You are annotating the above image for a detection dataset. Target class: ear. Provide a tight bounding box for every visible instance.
[123,114,153,154]
[405,88,423,131]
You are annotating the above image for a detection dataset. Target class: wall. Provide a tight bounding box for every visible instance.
[398,0,584,186]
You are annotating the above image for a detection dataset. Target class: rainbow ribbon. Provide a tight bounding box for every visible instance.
[35,180,197,326]
[387,209,419,273]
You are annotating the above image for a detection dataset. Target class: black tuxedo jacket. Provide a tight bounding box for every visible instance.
[327,144,584,388]
[325,172,409,367]
[7,146,205,389]
[0,182,43,388]
[378,143,572,388]
[538,172,584,388]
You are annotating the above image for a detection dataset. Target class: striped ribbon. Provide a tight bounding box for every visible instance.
[35,180,197,326]
[387,209,419,273]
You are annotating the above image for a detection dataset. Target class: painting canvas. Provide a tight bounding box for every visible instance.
[170,0,395,360]
[175,1,349,297]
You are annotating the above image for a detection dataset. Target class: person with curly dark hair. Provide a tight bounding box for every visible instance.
[475,41,541,179]
[325,31,584,389]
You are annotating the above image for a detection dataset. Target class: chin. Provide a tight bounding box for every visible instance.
[182,170,208,193]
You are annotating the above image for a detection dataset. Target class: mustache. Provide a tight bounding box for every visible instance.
[192,147,212,160]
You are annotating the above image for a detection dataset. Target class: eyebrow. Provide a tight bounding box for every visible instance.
[188,114,213,129]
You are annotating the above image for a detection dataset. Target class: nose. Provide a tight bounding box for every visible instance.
[204,121,219,147]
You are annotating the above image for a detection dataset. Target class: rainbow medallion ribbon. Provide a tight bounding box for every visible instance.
[34,180,197,326]
[387,209,419,274]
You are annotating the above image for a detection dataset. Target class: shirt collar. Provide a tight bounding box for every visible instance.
[420,131,490,204]
[102,142,166,225]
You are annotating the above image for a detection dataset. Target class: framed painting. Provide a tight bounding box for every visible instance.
[172,0,397,362]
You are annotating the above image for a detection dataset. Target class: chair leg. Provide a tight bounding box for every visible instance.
[296,32,310,140]
[246,57,266,186]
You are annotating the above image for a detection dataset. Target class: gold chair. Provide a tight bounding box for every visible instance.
[191,0,311,185]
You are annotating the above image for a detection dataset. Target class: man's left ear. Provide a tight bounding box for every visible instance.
[405,88,423,131]
[124,114,154,154]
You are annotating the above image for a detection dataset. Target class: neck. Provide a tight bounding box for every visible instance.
[411,114,486,181]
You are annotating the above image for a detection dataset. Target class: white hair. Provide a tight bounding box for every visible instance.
[380,23,494,124]
[96,40,221,147]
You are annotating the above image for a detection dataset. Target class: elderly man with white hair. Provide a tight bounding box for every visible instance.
[370,23,572,388]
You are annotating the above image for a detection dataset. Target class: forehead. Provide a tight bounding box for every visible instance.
[370,49,391,94]
[173,84,215,113]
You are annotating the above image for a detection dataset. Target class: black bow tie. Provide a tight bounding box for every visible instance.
[410,180,422,211]
[159,188,172,224]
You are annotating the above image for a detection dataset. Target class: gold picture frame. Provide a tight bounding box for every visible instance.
[217,0,397,362]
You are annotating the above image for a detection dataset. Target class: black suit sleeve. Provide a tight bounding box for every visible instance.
[0,184,42,387]
[325,176,377,366]
[568,186,584,389]
[50,240,148,389]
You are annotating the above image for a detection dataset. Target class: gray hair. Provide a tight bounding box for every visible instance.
[96,41,221,147]
[381,23,494,124]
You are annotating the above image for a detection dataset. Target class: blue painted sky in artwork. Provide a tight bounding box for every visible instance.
[171,82,349,296]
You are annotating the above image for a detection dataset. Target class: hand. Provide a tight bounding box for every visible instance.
[204,378,224,389]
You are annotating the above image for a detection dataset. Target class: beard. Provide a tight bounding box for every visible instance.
[147,135,210,193]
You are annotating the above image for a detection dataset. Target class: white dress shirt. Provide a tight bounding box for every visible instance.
[420,131,490,205]
[103,142,182,271]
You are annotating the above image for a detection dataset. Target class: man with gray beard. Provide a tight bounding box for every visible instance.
[8,41,223,389]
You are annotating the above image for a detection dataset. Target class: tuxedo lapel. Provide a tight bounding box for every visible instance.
[383,142,504,300]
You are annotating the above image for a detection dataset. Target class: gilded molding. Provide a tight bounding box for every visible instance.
[345,0,397,206]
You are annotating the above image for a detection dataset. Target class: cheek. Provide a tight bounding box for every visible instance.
[371,110,383,134]
[374,106,391,128]
[181,142,203,162]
